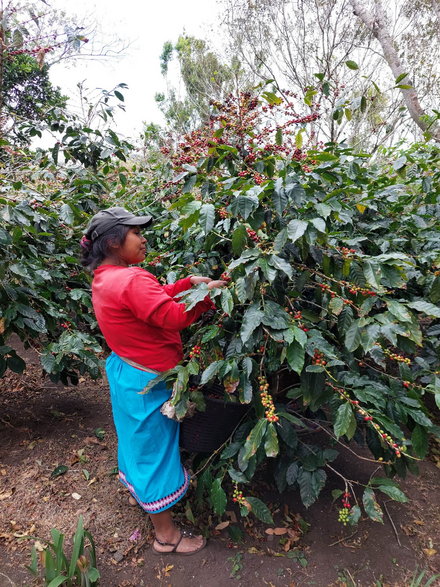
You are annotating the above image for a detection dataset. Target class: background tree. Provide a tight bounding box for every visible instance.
[0,0,125,144]
[349,0,440,141]
[155,34,252,136]
[222,0,440,148]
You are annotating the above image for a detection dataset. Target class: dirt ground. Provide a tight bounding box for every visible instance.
[1,341,439,587]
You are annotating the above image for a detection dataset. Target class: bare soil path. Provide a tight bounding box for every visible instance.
[1,341,439,586]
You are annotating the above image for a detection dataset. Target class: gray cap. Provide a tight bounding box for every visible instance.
[86,207,153,240]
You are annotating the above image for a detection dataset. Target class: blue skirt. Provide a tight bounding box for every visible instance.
[105,353,189,514]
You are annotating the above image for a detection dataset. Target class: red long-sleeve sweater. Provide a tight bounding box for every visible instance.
[92,265,213,371]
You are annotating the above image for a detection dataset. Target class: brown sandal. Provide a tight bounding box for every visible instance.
[152,530,207,556]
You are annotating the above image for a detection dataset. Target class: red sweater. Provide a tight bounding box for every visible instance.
[92,265,213,371]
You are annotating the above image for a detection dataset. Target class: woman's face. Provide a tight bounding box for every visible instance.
[115,227,147,266]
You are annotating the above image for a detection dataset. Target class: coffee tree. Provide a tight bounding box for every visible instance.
[143,88,440,524]
[0,87,139,383]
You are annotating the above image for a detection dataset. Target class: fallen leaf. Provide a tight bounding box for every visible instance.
[50,465,68,479]
[0,489,15,500]
[162,564,174,577]
[423,548,437,557]
[265,528,274,535]
[413,520,425,526]
[215,521,230,531]
[71,492,81,500]
[273,527,288,535]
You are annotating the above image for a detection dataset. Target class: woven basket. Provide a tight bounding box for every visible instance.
[180,389,249,453]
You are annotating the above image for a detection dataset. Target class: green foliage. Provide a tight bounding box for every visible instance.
[139,87,439,522]
[0,85,142,383]
[2,54,67,144]
[26,516,100,586]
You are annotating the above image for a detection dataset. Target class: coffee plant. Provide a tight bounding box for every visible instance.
[141,89,440,524]
[0,87,144,384]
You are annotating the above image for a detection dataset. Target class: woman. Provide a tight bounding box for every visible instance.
[80,206,226,555]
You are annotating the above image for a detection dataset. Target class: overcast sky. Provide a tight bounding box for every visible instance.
[51,0,222,140]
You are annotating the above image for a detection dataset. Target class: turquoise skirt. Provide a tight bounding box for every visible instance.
[105,353,189,514]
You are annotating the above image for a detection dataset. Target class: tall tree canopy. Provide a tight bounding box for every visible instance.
[223,0,440,147]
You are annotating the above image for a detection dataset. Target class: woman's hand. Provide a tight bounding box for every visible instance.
[189,276,212,285]
[207,280,228,290]
[189,275,228,290]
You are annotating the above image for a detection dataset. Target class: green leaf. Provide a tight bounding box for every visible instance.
[411,424,428,458]
[395,73,409,84]
[221,289,234,315]
[7,354,26,374]
[286,341,305,374]
[310,217,326,233]
[200,360,224,385]
[231,224,248,256]
[334,403,355,439]
[430,277,440,304]
[273,228,288,252]
[287,219,308,243]
[298,469,327,508]
[344,322,361,352]
[363,262,381,289]
[329,297,344,315]
[286,462,299,485]
[50,465,68,479]
[245,496,274,524]
[41,353,56,373]
[345,60,359,70]
[393,156,407,170]
[199,203,215,234]
[348,505,361,525]
[182,174,197,193]
[240,303,264,343]
[269,254,293,279]
[201,325,220,343]
[234,277,248,303]
[264,422,279,457]
[262,91,283,105]
[210,478,227,515]
[59,203,74,224]
[230,195,259,220]
[243,419,268,461]
[377,485,408,503]
[387,300,412,322]
[407,301,440,318]
[362,488,383,523]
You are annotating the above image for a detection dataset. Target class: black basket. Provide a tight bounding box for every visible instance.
[180,388,249,453]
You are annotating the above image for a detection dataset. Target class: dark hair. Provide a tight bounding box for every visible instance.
[80,224,131,270]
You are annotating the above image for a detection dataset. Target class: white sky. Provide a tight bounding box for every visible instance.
[51,0,222,140]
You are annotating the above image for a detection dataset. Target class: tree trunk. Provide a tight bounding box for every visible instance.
[349,0,440,141]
